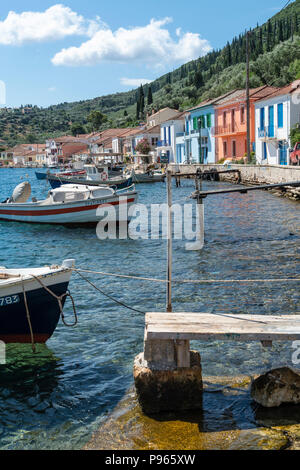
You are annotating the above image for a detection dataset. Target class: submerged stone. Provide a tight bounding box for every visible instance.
[84,377,290,451]
[251,367,300,408]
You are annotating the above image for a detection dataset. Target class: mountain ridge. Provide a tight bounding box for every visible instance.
[1,0,300,146]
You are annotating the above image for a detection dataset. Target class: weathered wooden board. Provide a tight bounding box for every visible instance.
[145,313,300,342]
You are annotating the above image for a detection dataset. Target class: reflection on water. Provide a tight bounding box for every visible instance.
[0,168,299,449]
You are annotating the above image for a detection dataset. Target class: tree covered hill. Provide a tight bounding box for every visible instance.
[1,0,300,147]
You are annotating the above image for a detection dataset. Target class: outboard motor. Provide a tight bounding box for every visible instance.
[10,182,31,203]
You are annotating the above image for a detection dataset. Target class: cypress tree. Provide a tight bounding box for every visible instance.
[147,86,153,106]
[278,20,284,42]
[194,70,204,88]
[267,19,272,51]
[139,84,145,119]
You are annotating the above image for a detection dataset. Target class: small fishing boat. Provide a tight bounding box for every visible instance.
[35,169,86,181]
[0,259,74,343]
[47,168,133,189]
[0,182,138,225]
[129,169,165,184]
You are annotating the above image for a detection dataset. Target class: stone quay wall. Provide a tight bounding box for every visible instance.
[168,164,300,201]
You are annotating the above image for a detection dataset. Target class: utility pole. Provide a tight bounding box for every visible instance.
[198,117,202,164]
[246,31,251,164]
[166,170,173,313]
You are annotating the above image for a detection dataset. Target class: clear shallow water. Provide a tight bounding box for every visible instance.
[0,168,299,449]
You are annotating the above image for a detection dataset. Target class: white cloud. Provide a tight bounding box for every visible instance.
[120,78,153,87]
[48,87,57,92]
[0,4,103,45]
[52,17,212,67]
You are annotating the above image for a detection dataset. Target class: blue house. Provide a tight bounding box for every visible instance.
[180,100,216,164]
[176,92,238,164]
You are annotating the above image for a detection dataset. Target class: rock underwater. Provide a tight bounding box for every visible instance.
[251,367,300,408]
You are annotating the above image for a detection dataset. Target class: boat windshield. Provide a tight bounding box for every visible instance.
[86,167,97,175]
[52,191,87,203]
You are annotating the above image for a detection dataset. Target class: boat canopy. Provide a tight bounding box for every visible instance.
[49,184,115,203]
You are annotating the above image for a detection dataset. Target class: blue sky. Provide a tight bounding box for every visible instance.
[0,0,288,108]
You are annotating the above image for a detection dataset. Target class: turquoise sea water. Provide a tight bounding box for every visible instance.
[0,168,299,449]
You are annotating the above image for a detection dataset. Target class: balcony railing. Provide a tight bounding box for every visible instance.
[212,125,235,136]
[157,140,171,147]
[258,126,277,140]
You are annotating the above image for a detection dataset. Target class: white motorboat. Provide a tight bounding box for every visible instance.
[0,182,138,225]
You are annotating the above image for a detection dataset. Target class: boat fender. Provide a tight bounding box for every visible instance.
[11,182,31,203]
[101,171,108,182]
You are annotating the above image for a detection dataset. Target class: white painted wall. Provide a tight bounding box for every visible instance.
[158,118,185,163]
[255,94,290,165]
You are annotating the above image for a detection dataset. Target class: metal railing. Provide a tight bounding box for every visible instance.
[157,140,171,147]
[212,125,234,136]
[258,126,277,139]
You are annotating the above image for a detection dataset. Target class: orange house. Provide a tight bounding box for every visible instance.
[214,87,277,161]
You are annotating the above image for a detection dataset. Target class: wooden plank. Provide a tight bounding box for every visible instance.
[145,313,300,342]
[175,340,190,368]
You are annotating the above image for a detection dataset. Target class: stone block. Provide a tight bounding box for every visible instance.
[133,351,203,414]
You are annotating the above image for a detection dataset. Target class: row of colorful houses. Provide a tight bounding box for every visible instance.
[157,80,300,166]
[1,80,299,167]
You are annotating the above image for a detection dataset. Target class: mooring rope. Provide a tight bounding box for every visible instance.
[21,277,36,353]
[75,272,272,324]
[30,274,78,327]
[72,267,300,285]
[75,271,146,315]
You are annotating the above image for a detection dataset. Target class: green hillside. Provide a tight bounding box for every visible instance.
[1,0,300,147]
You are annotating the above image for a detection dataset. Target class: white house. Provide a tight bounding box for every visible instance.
[147,108,181,128]
[255,80,300,165]
[156,112,186,164]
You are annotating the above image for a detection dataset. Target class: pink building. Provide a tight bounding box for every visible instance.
[214,87,277,161]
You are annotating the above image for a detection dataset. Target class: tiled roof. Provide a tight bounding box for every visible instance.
[255,80,300,101]
[54,135,78,143]
[148,107,180,119]
[11,143,46,154]
[216,86,278,107]
[61,143,89,158]
[161,111,187,122]
[186,90,240,112]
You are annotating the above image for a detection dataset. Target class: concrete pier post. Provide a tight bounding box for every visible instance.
[134,342,203,415]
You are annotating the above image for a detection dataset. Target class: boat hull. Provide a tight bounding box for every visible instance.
[132,174,165,183]
[0,267,73,344]
[48,175,132,190]
[0,192,138,224]
[0,282,69,343]
[36,170,86,181]
[35,171,49,180]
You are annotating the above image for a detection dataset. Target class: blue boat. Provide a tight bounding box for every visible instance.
[0,260,74,344]
[35,171,51,180]
[47,173,133,190]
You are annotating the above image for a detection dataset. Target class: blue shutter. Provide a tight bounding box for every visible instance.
[263,142,267,160]
[260,108,265,131]
[278,103,283,128]
[168,126,171,145]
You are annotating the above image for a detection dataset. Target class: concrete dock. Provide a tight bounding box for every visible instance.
[134,312,300,414]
